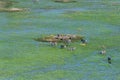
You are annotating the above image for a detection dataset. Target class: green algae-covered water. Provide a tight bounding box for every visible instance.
[0,0,120,80]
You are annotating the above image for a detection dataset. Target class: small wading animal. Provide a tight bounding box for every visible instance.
[80,39,87,46]
[108,57,111,64]
[50,41,57,46]
[68,47,76,51]
[99,50,106,54]
[60,44,66,49]
[99,45,106,54]
[81,38,87,44]
[64,38,71,46]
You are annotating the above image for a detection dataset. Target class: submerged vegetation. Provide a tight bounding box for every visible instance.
[0,0,120,80]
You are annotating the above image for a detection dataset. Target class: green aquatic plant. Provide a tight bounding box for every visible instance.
[0,0,120,80]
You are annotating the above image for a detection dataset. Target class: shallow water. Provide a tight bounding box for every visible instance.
[33,7,89,13]
[0,0,120,80]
